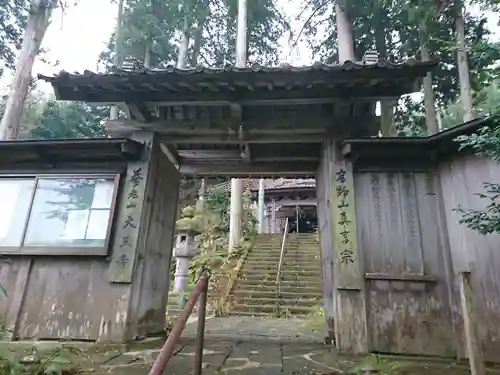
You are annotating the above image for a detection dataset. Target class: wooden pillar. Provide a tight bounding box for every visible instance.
[105,131,180,341]
[295,204,299,233]
[258,178,265,233]
[459,272,486,375]
[228,178,243,252]
[271,199,276,233]
[322,138,368,353]
[229,0,247,252]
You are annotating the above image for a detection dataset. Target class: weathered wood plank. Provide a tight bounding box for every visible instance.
[328,140,368,353]
[316,144,334,342]
[398,172,424,274]
[357,170,457,356]
[331,160,362,290]
[3,259,32,340]
[459,271,486,375]
[179,160,317,176]
[127,147,180,338]
[439,156,500,361]
[414,171,457,357]
[107,132,155,283]
[16,258,130,341]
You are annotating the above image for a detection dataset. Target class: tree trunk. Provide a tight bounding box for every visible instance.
[0,0,53,140]
[110,0,125,121]
[236,0,248,67]
[375,15,396,136]
[190,0,209,66]
[420,21,439,134]
[144,38,152,68]
[455,5,474,123]
[335,0,355,63]
[177,18,190,69]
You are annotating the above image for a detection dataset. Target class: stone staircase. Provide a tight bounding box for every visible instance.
[231,233,323,317]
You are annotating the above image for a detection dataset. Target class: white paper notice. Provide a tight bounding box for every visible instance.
[63,210,90,239]
[91,182,114,209]
[86,210,110,240]
[0,182,20,239]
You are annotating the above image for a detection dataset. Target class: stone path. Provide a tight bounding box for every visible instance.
[6,316,499,374]
[181,315,325,344]
[96,316,499,375]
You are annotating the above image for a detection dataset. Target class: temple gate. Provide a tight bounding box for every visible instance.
[32,61,500,362]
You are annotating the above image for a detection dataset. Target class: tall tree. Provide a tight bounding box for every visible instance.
[298,0,500,136]
[454,3,474,122]
[109,0,125,120]
[0,0,61,140]
[99,0,289,69]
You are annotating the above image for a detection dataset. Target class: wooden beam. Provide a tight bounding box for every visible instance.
[160,143,180,167]
[175,148,320,162]
[106,117,350,133]
[59,82,420,103]
[177,149,242,160]
[124,102,155,122]
[179,161,318,176]
[164,133,324,144]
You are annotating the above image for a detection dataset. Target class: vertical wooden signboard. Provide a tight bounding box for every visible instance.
[331,160,362,290]
[107,139,152,283]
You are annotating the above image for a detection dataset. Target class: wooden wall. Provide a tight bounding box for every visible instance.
[0,158,132,341]
[439,155,500,361]
[0,132,180,342]
[354,170,456,357]
[317,140,500,361]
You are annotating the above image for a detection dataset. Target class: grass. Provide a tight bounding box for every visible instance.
[0,346,86,375]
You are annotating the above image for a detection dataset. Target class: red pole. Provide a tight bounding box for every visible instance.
[148,273,209,375]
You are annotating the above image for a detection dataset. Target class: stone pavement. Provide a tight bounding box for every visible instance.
[96,316,496,375]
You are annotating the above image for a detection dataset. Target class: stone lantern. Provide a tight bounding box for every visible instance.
[173,206,203,293]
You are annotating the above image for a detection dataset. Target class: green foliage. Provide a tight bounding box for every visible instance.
[171,188,256,315]
[348,354,401,375]
[0,346,84,375]
[29,100,107,140]
[99,0,289,69]
[204,188,231,233]
[0,93,107,140]
[297,0,500,133]
[454,121,500,235]
[0,0,29,76]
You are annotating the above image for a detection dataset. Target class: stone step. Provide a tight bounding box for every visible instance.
[246,253,320,260]
[250,244,318,248]
[232,289,323,299]
[231,303,317,315]
[235,279,322,289]
[236,296,322,307]
[228,310,272,317]
[240,278,322,286]
[245,263,321,271]
[240,269,321,278]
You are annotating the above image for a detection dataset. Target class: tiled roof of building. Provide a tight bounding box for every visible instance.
[211,178,316,193]
[37,58,438,102]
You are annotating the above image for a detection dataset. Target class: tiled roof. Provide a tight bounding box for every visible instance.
[38,58,437,81]
[36,58,438,102]
[211,178,316,193]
